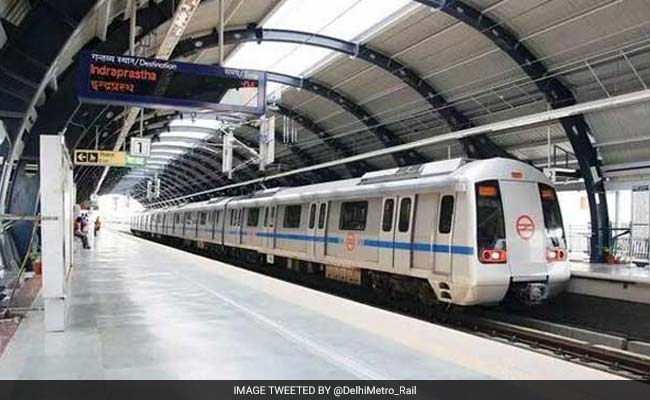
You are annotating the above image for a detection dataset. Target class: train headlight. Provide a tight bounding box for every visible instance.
[480,249,507,263]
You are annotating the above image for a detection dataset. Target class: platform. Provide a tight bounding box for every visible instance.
[569,262,650,304]
[0,229,618,379]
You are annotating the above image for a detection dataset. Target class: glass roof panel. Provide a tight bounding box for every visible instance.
[225,0,411,97]
[158,131,213,140]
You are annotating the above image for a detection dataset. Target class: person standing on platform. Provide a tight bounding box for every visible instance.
[94,216,101,235]
[74,215,90,249]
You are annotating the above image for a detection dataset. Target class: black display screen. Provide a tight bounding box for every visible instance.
[77,52,266,115]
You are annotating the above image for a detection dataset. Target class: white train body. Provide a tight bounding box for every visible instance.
[131,158,570,306]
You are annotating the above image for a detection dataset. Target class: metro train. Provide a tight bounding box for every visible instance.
[130,158,570,306]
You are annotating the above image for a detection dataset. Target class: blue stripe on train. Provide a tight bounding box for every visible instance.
[218,230,473,255]
[361,239,474,255]
[255,231,341,244]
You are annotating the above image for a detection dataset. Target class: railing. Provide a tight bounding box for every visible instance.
[566,224,591,261]
[565,224,650,265]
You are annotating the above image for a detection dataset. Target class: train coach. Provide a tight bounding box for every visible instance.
[131,158,570,306]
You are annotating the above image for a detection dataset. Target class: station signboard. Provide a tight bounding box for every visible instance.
[74,150,126,167]
[130,137,151,157]
[77,52,266,115]
[74,150,145,167]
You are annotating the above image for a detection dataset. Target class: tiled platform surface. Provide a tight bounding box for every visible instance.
[569,262,650,304]
[0,229,618,379]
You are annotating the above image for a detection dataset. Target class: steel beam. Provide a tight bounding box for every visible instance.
[414,0,610,260]
[175,27,509,159]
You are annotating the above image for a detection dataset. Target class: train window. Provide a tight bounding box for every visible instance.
[438,196,455,234]
[476,181,506,260]
[340,201,368,231]
[230,210,235,225]
[318,203,327,229]
[174,214,180,223]
[269,207,275,227]
[263,207,269,227]
[199,212,207,225]
[382,199,395,232]
[308,204,317,229]
[239,209,243,226]
[215,210,221,226]
[538,184,566,248]
[247,208,260,227]
[283,205,302,229]
[398,198,412,233]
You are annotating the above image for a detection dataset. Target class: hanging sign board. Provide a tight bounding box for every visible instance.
[130,137,151,157]
[126,156,146,166]
[77,51,266,115]
[74,150,127,167]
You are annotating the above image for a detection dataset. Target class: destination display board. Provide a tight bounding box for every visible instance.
[77,52,266,115]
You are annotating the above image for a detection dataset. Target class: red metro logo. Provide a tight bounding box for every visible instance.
[515,215,535,240]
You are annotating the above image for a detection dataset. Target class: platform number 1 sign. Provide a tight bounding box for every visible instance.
[130,137,151,157]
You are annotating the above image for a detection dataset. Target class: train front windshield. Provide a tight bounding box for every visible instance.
[476,181,507,261]
[538,184,566,248]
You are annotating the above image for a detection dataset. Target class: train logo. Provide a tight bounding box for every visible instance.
[345,232,356,251]
[516,215,535,240]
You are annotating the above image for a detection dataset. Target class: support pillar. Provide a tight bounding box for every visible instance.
[39,135,74,332]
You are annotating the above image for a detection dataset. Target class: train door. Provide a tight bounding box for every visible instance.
[378,197,397,269]
[314,202,328,258]
[435,193,455,276]
[215,209,224,244]
[499,181,547,279]
[172,214,178,236]
[263,205,276,249]
[238,209,244,244]
[394,195,415,271]
[210,210,217,241]
[307,203,318,258]
[229,208,242,245]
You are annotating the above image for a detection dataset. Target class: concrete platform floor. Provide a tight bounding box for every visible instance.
[0,229,619,379]
[570,262,650,284]
[569,262,650,304]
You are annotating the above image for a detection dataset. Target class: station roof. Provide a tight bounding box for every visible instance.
[1,0,649,206]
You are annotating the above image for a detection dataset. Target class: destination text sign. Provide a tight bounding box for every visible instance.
[77,52,266,115]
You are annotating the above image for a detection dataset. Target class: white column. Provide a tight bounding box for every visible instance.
[40,135,73,332]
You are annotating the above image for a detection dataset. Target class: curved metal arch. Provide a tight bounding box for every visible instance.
[161,66,421,167]
[159,161,214,187]
[130,182,177,205]
[32,0,176,149]
[175,27,509,159]
[130,177,180,202]
[157,153,221,185]
[140,157,213,188]
[145,173,196,199]
[274,105,368,178]
[143,110,345,181]
[132,171,197,200]
[145,123,322,186]
[267,73,421,166]
[414,0,609,260]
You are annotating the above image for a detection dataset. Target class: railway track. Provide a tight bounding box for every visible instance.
[131,231,650,380]
[447,313,650,380]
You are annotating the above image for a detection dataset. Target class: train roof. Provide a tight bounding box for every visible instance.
[140,158,551,213]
